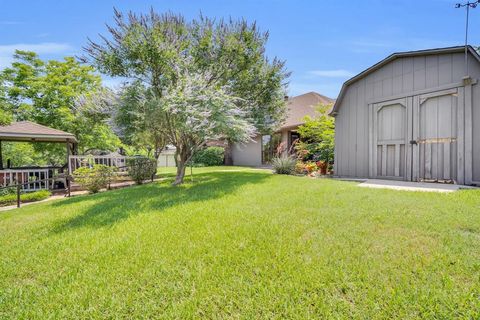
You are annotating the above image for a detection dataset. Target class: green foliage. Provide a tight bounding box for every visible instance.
[190,147,225,167]
[296,104,335,164]
[127,157,157,184]
[114,83,166,158]
[73,165,116,193]
[0,50,121,165]
[0,186,16,197]
[1,142,47,168]
[1,167,480,318]
[0,189,50,206]
[0,109,12,125]
[85,9,289,184]
[271,155,296,174]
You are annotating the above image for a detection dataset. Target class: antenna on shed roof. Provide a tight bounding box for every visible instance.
[455,0,480,76]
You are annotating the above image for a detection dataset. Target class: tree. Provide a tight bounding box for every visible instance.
[117,65,255,184]
[73,88,122,153]
[0,110,12,126]
[114,82,167,159]
[296,104,335,166]
[1,142,45,168]
[0,51,121,165]
[83,9,289,184]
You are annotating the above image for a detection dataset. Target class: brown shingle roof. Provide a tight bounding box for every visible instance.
[280,92,334,130]
[0,121,77,142]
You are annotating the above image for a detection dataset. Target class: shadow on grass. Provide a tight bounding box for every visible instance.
[51,171,270,233]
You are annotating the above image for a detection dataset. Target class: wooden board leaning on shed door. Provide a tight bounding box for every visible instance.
[370,97,412,180]
[411,88,459,183]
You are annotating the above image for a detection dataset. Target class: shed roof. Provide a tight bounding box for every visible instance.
[281,92,334,130]
[330,45,480,116]
[0,121,77,143]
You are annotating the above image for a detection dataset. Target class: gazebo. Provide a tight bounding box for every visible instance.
[0,121,77,190]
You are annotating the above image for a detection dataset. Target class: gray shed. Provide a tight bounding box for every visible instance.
[331,46,480,185]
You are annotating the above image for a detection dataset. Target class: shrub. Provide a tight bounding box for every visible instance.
[271,156,296,175]
[127,157,157,184]
[73,165,116,193]
[190,147,224,167]
[304,161,318,173]
[0,190,51,206]
[0,186,16,197]
[295,161,307,174]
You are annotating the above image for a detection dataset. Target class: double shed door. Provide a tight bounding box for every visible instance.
[371,97,412,180]
[370,88,460,182]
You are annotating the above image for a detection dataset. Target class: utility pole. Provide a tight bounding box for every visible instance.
[455,0,480,76]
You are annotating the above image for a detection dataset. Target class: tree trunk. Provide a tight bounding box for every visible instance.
[224,139,233,166]
[174,149,179,167]
[173,161,187,185]
[173,147,189,185]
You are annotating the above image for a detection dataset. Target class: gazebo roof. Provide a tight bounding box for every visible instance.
[0,121,77,143]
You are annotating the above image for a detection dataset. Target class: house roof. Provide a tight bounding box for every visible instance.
[0,121,77,143]
[329,45,480,116]
[280,92,334,130]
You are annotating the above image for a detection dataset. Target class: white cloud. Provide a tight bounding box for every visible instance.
[0,42,72,55]
[308,69,355,78]
[0,21,21,25]
[36,33,50,38]
[0,42,73,68]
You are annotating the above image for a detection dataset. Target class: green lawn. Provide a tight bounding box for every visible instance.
[0,167,479,319]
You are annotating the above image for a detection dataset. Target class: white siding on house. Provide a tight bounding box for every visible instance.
[232,135,262,167]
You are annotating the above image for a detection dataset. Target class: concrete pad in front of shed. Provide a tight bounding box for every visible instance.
[355,179,473,193]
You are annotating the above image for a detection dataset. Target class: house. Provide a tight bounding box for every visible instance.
[232,92,334,166]
[330,46,480,185]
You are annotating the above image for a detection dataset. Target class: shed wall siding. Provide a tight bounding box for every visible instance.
[470,59,480,183]
[335,52,480,182]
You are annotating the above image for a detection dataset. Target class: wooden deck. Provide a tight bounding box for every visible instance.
[0,168,55,191]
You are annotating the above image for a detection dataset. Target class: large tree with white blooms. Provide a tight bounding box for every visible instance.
[83,9,289,184]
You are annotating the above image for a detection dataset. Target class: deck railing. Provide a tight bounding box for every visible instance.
[0,169,52,191]
[68,155,132,173]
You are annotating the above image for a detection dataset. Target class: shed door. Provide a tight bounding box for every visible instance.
[412,89,458,183]
[371,98,411,180]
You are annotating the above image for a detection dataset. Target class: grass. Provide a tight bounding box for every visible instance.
[0,166,479,319]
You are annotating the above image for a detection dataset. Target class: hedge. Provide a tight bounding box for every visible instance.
[0,190,51,206]
[190,147,225,167]
[127,157,157,184]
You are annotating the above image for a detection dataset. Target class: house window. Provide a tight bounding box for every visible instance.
[261,133,282,164]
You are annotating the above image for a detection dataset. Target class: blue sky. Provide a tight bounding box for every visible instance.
[0,0,478,98]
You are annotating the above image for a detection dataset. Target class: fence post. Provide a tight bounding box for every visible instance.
[16,184,21,208]
[67,176,71,197]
